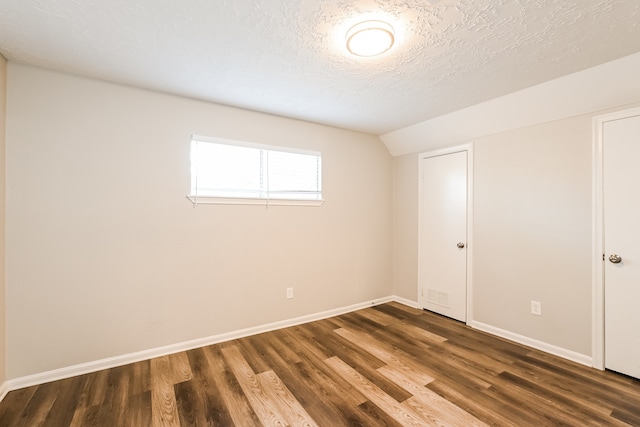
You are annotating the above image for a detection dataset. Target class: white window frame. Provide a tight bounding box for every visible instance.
[187,135,324,207]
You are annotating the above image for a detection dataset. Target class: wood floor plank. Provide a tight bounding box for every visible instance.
[150,356,181,427]
[123,391,152,427]
[418,341,505,387]
[253,327,360,424]
[129,360,151,395]
[167,352,193,384]
[80,363,132,426]
[13,381,58,427]
[325,356,438,427]
[77,369,110,409]
[426,380,519,426]
[180,347,235,426]
[430,336,517,376]
[68,406,87,427]
[387,301,424,315]
[289,323,335,359]
[417,348,494,391]
[373,303,425,322]
[355,400,405,427]
[355,306,398,326]
[73,403,113,427]
[377,307,510,359]
[92,370,112,407]
[317,331,415,403]
[509,357,627,411]
[495,370,631,426]
[509,355,640,423]
[0,384,37,423]
[333,327,436,386]
[41,376,85,427]
[235,336,273,374]
[389,319,448,345]
[479,384,558,426]
[378,365,487,427]
[110,363,138,425]
[612,407,640,426]
[257,369,318,427]
[522,351,640,401]
[271,329,304,364]
[403,396,487,427]
[221,344,289,426]
[201,345,263,426]
[335,312,435,358]
[436,327,534,369]
[279,327,372,412]
[308,322,416,404]
[174,379,207,427]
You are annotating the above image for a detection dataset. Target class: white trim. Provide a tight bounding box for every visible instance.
[592,114,605,370]
[189,136,323,207]
[186,196,325,207]
[466,145,475,323]
[0,382,9,403]
[591,106,640,371]
[191,134,321,157]
[417,143,474,324]
[469,321,592,367]
[2,296,396,395]
[391,295,419,309]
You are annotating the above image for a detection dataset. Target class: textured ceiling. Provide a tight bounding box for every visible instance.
[1,0,639,135]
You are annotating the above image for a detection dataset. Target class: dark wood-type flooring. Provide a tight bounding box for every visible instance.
[1,302,639,426]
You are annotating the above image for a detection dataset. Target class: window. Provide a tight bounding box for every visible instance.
[188,135,323,206]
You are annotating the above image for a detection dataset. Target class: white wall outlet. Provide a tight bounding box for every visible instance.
[286,287,293,299]
[531,300,542,316]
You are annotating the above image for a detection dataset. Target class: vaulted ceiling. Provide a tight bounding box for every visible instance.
[1,0,639,135]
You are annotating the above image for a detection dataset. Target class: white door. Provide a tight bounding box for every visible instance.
[419,150,468,322]
[604,114,640,379]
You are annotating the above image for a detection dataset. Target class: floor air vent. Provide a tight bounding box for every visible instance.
[427,289,449,308]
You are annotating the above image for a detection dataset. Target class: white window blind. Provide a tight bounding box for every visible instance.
[188,136,323,206]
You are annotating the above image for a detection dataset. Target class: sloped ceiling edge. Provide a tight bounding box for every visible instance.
[381,52,640,156]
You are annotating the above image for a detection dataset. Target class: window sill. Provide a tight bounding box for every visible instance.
[186,196,325,207]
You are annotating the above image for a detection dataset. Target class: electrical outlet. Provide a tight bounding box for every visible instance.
[286,287,294,299]
[531,300,542,316]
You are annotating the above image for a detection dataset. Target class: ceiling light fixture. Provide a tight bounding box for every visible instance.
[346,20,395,57]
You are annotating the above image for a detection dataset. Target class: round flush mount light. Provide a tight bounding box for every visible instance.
[346,20,395,57]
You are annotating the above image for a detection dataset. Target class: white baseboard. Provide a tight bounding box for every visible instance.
[390,295,419,309]
[3,296,397,396]
[0,381,9,403]
[468,320,593,367]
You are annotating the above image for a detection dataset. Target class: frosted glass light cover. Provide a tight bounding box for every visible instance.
[346,21,395,57]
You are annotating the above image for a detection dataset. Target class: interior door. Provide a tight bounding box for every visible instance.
[604,113,640,379]
[419,151,468,322]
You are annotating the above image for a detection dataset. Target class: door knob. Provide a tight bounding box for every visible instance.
[457,242,465,249]
[609,254,622,264]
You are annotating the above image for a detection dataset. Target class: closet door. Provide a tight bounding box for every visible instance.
[419,150,468,322]
[603,113,640,379]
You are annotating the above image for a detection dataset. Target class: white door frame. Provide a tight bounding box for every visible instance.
[418,143,474,323]
[592,106,640,370]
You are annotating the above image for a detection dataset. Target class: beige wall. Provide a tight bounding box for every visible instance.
[0,55,7,385]
[5,64,393,379]
[392,107,637,357]
[473,116,592,355]
[392,154,418,300]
